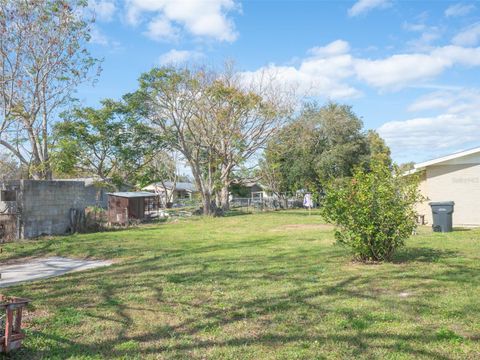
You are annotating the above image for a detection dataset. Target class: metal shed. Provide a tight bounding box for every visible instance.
[107,192,158,225]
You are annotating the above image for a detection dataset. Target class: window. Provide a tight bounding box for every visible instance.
[0,190,16,202]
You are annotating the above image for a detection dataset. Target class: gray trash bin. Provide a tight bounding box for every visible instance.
[429,201,454,232]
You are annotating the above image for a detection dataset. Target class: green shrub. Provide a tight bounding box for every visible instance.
[321,161,422,262]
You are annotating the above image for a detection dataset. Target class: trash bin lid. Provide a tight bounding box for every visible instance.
[429,201,455,206]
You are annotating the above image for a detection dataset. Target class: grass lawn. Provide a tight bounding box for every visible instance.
[1,210,479,359]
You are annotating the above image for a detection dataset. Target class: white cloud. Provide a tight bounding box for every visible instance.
[445,3,476,17]
[452,22,480,46]
[433,45,480,66]
[403,21,442,51]
[239,38,480,100]
[379,114,480,154]
[240,40,360,99]
[125,0,239,42]
[348,0,391,17]
[356,45,480,90]
[407,92,454,112]
[355,54,450,89]
[308,40,351,57]
[158,49,205,65]
[403,22,427,32]
[89,26,109,45]
[89,25,123,52]
[89,0,116,22]
[145,16,180,41]
[408,89,480,113]
[379,88,480,161]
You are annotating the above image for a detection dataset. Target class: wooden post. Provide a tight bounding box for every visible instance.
[4,308,13,351]
[14,308,22,332]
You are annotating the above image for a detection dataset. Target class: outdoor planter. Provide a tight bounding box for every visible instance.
[0,295,30,353]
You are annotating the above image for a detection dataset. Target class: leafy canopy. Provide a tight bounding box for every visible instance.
[262,102,374,196]
[52,96,164,187]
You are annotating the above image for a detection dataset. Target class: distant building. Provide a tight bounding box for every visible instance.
[230,181,270,201]
[142,181,197,206]
[412,147,480,226]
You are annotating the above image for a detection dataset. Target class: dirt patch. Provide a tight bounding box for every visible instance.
[21,309,51,326]
[272,224,334,232]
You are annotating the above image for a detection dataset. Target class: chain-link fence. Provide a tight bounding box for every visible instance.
[230,197,304,212]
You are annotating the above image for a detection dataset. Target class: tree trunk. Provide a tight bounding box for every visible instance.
[220,180,230,211]
[202,192,213,216]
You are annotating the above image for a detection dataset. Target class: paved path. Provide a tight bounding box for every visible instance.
[0,257,112,288]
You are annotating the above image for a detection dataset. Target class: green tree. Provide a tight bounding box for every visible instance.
[321,161,422,262]
[312,102,370,183]
[261,115,318,195]
[261,102,371,197]
[52,97,164,187]
[366,130,392,167]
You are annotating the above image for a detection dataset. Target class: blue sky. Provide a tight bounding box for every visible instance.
[82,0,480,164]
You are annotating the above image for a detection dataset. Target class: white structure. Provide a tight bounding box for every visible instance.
[142,181,197,205]
[413,147,480,227]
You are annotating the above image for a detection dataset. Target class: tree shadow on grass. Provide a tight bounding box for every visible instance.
[271,210,323,217]
[4,238,479,359]
[392,247,459,263]
[12,270,461,360]
[223,210,252,217]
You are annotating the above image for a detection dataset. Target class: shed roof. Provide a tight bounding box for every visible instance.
[107,192,157,198]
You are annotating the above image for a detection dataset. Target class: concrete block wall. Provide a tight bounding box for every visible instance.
[83,185,108,208]
[19,180,86,238]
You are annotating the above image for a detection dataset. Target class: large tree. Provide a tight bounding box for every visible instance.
[366,130,392,168]
[138,66,289,215]
[261,102,374,197]
[52,97,164,187]
[138,67,218,215]
[204,72,290,210]
[0,0,99,179]
[260,114,319,196]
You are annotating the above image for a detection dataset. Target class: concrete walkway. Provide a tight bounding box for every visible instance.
[0,257,112,288]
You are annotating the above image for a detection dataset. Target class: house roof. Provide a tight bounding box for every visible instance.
[231,179,265,189]
[55,177,109,187]
[143,181,197,192]
[107,192,158,198]
[414,146,480,170]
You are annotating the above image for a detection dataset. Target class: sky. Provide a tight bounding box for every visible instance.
[81,0,480,164]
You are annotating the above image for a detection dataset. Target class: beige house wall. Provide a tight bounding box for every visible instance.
[416,164,480,226]
[415,171,430,224]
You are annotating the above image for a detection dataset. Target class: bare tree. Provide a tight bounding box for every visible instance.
[139,65,291,215]
[204,68,292,210]
[139,67,220,215]
[0,0,99,179]
[0,153,24,181]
